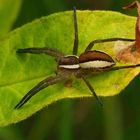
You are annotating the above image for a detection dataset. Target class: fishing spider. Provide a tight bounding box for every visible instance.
[15,7,139,109]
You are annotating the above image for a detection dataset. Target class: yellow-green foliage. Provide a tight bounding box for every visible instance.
[0,10,139,126]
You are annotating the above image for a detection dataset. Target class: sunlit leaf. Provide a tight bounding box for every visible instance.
[0,10,139,126]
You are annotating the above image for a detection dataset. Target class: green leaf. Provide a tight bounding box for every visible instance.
[0,10,139,126]
[0,0,22,37]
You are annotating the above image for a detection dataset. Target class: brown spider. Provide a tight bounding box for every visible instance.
[15,7,139,109]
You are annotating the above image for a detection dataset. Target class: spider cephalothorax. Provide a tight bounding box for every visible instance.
[58,55,79,69]
[15,7,139,109]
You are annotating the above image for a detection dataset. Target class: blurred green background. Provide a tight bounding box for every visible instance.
[1,0,140,140]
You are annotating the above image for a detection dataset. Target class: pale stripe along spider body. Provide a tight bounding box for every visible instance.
[15,7,140,109]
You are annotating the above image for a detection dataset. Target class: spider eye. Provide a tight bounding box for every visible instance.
[79,51,115,69]
[58,55,79,69]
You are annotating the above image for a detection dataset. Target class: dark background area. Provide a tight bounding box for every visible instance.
[1,0,140,140]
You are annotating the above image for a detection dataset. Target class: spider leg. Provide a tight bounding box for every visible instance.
[106,63,140,72]
[85,38,135,52]
[73,7,79,55]
[87,63,140,74]
[82,75,103,107]
[17,47,64,59]
[15,75,67,109]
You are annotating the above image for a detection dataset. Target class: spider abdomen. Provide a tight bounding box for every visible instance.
[79,51,115,69]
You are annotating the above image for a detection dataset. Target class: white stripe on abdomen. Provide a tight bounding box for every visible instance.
[59,64,80,69]
[80,60,115,68]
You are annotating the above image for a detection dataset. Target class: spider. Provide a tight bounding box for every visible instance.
[15,7,140,109]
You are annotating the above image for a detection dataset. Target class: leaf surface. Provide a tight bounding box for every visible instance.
[0,10,139,126]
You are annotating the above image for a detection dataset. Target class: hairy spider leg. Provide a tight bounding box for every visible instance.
[72,7,103,106]
[17,47,64,59]
[73,7,79,55]
[82,75,103,106]
[84,63,140,75]
[15,75,67,109]
[85,38,135,52]
[80,63,140,107]
[104,63,140,72]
